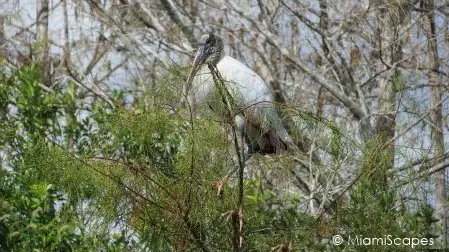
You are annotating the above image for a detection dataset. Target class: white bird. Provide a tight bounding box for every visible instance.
[184,33,296,156]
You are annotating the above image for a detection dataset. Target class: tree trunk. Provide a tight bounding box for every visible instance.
[374,1,407,178]
[36,0,50,86]
[423,0,448,247]
[0,15,4,44]
[62,0,71,66]
[0,15,4,59]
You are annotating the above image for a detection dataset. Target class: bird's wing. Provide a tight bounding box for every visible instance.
[217,56,273,105]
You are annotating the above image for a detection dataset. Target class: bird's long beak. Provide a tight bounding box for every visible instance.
[186,45,206,94]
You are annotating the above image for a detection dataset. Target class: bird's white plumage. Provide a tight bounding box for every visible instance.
[188,55,294,154]
[218,56,272,104]
[189,56,272,114]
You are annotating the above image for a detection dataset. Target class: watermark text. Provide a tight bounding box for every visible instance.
[332,234,434,249]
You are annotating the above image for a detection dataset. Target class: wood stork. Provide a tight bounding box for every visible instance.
[184,33,296,157]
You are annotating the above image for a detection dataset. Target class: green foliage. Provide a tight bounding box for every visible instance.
[0,64,438,251]
[0,65,134,251]
[333,138,436,251]
[244,179,321,251]
[0,168,85,251]
[0,64,90,159]
[98,107,183,175]
[394,69,405,92]
[4,65,64,136]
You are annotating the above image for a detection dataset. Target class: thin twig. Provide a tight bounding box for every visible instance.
[208,64,245,250]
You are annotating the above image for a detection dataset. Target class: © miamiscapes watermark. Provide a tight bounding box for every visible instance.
[332,234,434,249]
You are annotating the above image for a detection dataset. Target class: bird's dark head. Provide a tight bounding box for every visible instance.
[185,33,223,94]
[194,33,223,67]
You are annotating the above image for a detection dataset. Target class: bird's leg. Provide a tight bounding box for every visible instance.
[234,114,249,162]
[246,141,254,160]
[244,133,257,161]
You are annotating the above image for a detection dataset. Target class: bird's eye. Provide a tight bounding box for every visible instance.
[205,38,211,44]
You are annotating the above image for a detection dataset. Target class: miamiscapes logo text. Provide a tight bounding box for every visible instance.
[332,234,434,249]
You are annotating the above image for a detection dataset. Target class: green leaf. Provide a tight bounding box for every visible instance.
[27,223,38,230]
[8,231,20,238]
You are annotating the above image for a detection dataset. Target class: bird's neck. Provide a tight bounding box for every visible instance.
[209,37,224,65]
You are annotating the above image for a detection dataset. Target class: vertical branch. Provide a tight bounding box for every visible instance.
[236,128,244,249]
[176,79,209,252]
[0,15,4,60]
[374,2,406,180]
[316,87,325,117]
[159,0,196,49]
[62,0,75,152]
[36,0,50,86]
[423,0,448,247]
[208,65,245,249]
[0,15,4,44]
[318,0,330,62]
[62,0,71,66]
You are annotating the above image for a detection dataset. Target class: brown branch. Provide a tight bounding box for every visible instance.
[65,61,115,108]
[97,57,129,84]
[62,0,71,66]
[209,65,245,249]
[83,33,108,76]
[227,2,368,123]
[417,159,449,179]
[159,0,196,48]
[318,94,449,221]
